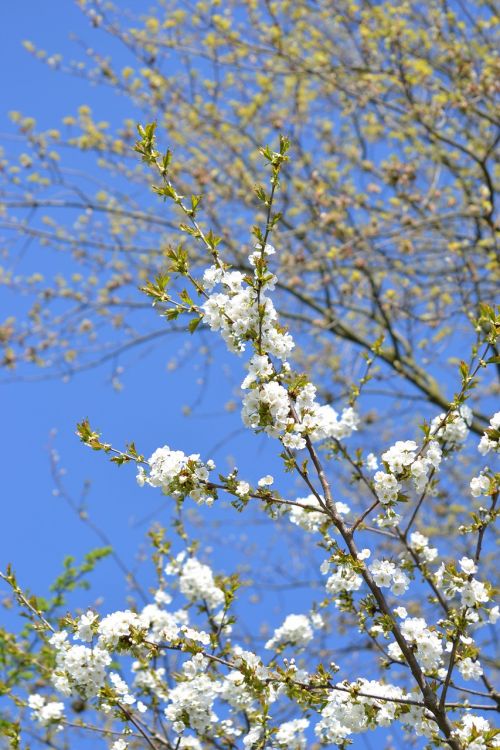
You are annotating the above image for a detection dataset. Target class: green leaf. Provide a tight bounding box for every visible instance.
[188,316,202,334]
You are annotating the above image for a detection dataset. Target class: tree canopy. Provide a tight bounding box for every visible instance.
[1,0,498,431]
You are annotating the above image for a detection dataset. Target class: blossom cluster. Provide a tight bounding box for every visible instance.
[200,244,360,450]
[136,445,216,505]
[27,694,65,729]
[435,557,494,611]
[477,411,500,456]
[369,559,410,595]
[430,405,473,446]
[324,562,363,596]
[408,531,438,564]
[240,362,359,450]
[265,611,324,651]
[388,616,444,673]
[37,531,498,750]
[288,493,350,533]
[165,551,225,611]
[51,638,111,698]
[315,678,414,745]
[372,438,442,511]
[201,249,293,360]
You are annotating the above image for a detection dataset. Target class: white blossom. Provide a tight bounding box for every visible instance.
[326,565,363,595]
[388,617,444,673]
[75,610,98,642]
[430,406,472,445]
[138,446,216,505]
[369,560,410,595]
[258,474,274,487]
[374,471,400,504]
[28,694,65,729]
[274,718,309,748]
[382,440,418,474]
[97,610,145,650]
[459,557,478,576]
[409,531,438,563]
[452,714,497,748]
[315,679,407,745]
[477,411,500,455]
[52,644,111,698]
[470,474,490,497]
[170,556,225,610]
[265,613,316,651]
[165,673,218,734]
[458,657,483,681]
[460,579,490,607]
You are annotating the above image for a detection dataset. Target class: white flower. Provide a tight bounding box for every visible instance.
[477,411,500,455]
[369,560,410,595]
[409,531,438,563]
[97,610,145,650]
[182,626,211,645]
[235,481,250,497]
[258,474,274,487]
[391,617,444,673]
[315,678,406,744]
[460,579,489,607]
[241,354,273,388]
[109,672,135,705]
[426,441,443,468]
[178,739,202,750]
[75,610,98,642]
[459,557,477,575]
[430,406,472,445]
[243,725,263,749]
[410,458,429,491]
[132,662,168,701]
[458,657,483,681]
[320,559,330,575]
[52,644,111,698]
[202,265,224,290]
[138,446,216,505]
[265,613,315,651]
[175,557,225,610]
[28,694,65,729]
[326,565,363,595]
[154,590,172,606]
[488,606,499,623]
[49,632,68,650]
[219,670,255,710]
[241,381,291,437]
[369,559,395,588]
[140,603,184,643]
[201,263,294,360]
[453,714,493,747]
[470,474,490,497]
[275,718,309,749]
[382,440,418,474]
[165,674,218,734]
[289,494,343,533]
[374,471,400,504]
